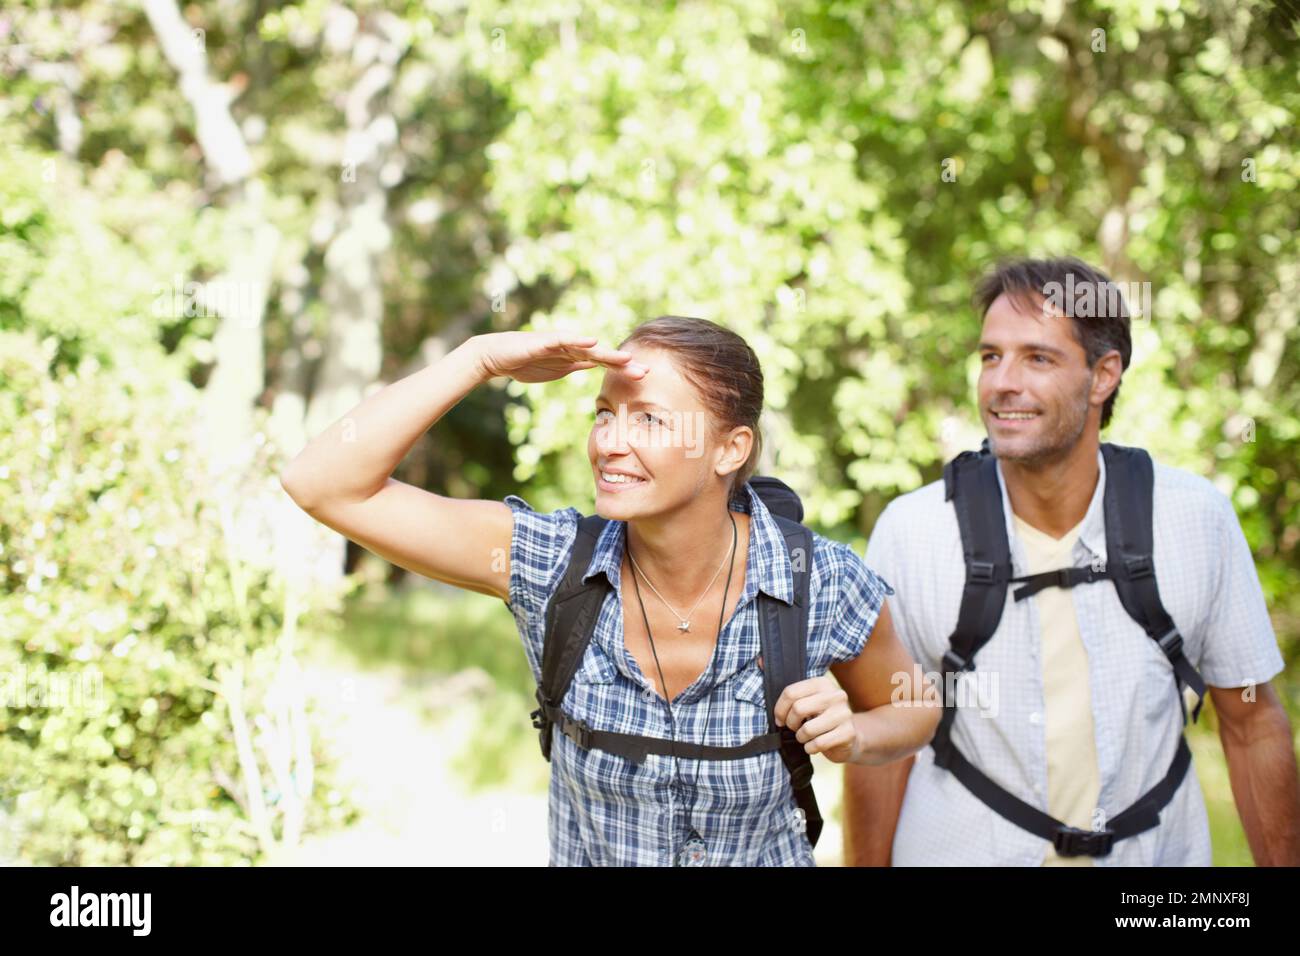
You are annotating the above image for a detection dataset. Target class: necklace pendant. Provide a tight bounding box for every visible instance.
[677,620,690,633]
[676,829,707,867]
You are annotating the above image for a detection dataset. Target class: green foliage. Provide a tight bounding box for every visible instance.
[0,330,352,864]
[0,128,224,374]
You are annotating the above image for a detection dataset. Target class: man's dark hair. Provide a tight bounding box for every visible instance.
[974,256,1132,428]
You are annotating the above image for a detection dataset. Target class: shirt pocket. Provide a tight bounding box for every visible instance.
[559,641,620,730]
[572,641,619,685]
[731,659,771,735]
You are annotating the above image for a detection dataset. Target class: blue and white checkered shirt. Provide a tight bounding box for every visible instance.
[504,480,893,866]
[866,449,1284,866]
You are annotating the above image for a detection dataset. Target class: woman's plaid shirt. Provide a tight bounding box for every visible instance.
[503,481,893,866]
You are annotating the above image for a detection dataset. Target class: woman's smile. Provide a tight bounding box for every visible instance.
[597,470,648,492]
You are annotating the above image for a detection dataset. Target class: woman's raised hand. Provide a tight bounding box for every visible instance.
[470,331,648,384]
[282,328,650,606]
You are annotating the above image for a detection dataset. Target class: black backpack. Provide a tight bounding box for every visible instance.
[932,441,1206,857]
[528,475,824,848]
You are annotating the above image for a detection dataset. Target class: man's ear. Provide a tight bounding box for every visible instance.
[1091,349,1123,408]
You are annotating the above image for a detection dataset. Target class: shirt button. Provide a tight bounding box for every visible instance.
[1028,711,1043,725]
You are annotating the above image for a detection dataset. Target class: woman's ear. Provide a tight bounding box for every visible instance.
[715,424,753,479]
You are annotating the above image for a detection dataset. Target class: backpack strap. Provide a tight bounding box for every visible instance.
[759,514,822,849]
[940,448,1014,678]
[930,445,1019,814]
[1010,564,1113,601]
[1100,443,1206,724]
[747,475,805,523]
[531,515,610,760]
[930,444,1011,777]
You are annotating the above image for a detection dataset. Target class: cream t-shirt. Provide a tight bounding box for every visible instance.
[1012,512,1101,867]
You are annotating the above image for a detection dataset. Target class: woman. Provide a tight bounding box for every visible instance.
[281,315,939,866]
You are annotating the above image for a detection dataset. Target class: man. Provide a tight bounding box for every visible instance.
[843,256,1300,866]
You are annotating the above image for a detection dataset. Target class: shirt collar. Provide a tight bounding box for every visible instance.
[995,448,1109,570]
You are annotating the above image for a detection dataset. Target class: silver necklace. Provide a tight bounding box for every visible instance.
[627,526,736,632]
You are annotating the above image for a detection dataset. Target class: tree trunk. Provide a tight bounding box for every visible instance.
[142,0,278,476]
[304,9,411,441]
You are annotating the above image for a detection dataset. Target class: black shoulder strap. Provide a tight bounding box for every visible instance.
[931,446,1012,778]
[532,515,610,760]
[941,447,1013,674]
[747,475,805,523]
[1100,443,1206,723]
[758,514,822,848]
